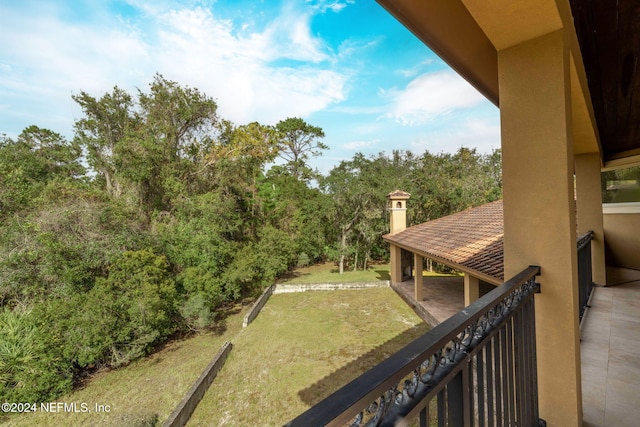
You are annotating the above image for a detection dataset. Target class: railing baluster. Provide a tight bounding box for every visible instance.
[494,334,503,427]
[530,295,541,424]
[486,341,494,427]
[464,361,472,427]
[515,309,525,426]
[478,348,485,427]
[500,326,510,427]
[505,319,514,426]
[577,231,594,322]
[419,406,427,427]
[521,304,530,425]
[448,371,464,427]
[524,300,534,425]
[438,389,446,427]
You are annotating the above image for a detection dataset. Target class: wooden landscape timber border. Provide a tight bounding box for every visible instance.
[243,283,276,328]
[163,341,232,427]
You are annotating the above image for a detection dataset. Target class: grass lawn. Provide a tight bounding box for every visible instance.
[276,262,460,284]
[276,262,392,284]
[187,287,430,426]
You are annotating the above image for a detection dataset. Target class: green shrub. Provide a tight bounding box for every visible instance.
[180,294,214,331]
[0,307,74,402]
[85,250,179,366]
[41,250,180,372]
[296,252,311,268]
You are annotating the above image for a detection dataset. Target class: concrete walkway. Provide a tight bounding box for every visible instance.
[581,267,640,427]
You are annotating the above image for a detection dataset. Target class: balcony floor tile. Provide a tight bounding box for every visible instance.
[582,267,640,427]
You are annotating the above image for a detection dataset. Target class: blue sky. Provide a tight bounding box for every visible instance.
[0,0,500,173]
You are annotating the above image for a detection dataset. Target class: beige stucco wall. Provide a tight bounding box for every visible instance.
[500,30,583,427]
[575,153,607,285]
[389,205,407,235]
[603,208,640,270]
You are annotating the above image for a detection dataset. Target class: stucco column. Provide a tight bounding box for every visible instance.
[500,30,582,426]
[390,244,402,285]
[463,273,479,306]
[387,191,410,286]
[575,153,607,286]
[414,253,423,301]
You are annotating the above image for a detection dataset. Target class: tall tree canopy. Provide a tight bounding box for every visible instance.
[0,126,83,216]
[73,74,220,214]
[275,117,327,180]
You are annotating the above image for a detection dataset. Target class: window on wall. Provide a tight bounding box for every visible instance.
[601,165,640,203]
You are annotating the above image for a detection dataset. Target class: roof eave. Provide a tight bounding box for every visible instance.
[384,237,503,286]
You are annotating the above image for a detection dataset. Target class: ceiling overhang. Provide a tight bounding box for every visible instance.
[377,0,640,168]
[376,0,499,106]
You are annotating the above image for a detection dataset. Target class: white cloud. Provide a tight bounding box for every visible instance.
[309,0,355,14]
[396,59,435,78]
[0,1,349,136]
[329,105,384,115]
[342,138,380,150]
[381,70,486,126]
[409,118,501,154]
[151,7,347,124]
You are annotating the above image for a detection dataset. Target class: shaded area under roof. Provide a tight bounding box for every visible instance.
[570,0,640,163]
[384,200,504,284]
[376,0,640,166]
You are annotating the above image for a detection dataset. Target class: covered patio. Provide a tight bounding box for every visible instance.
[392,275,494,326]
[384,194,505,324]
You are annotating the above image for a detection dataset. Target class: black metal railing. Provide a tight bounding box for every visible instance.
[286,266,543,427]
[577,231,594,321]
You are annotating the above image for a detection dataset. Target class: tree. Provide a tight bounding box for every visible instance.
[275,117,327,180]
[130,74,220,212]
[17,126,84,180]
[73,86,138,199]
[0,127,84,216]
[322,154,382,273]
[73,75,220,214]
[259,166,332,264]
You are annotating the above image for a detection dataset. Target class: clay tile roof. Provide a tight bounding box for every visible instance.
[386,190,411,199]
[384,200,504,282]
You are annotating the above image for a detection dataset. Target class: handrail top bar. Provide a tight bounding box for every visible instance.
[577,230,594,249]
[577,230,594,240]
[285,265,540,427]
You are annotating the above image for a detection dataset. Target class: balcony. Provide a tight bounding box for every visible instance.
[285,253,640,426]
[286,266,543,426]
[348,1,640,424]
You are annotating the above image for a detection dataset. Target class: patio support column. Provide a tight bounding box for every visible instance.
[414,253,423,302]
[390,245,402,285]
[463,273,479,306]
[575,153,607,286]
[500,30,582,426]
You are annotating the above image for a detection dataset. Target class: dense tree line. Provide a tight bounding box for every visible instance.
[0,75,501,403]
[601,165,640,203]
